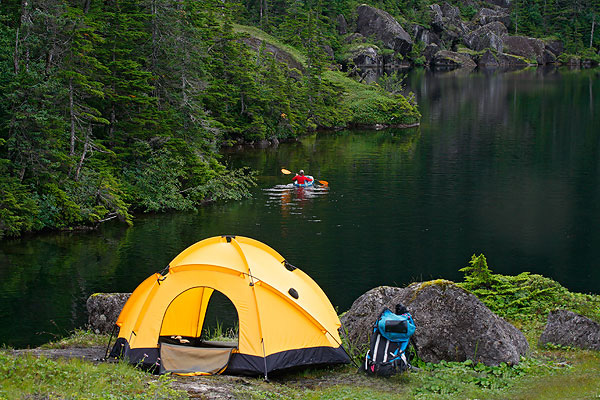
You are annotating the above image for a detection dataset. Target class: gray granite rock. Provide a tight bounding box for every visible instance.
[539,310,600,351]
[356,5,413,55]
[464,21,507,52]
[341,281,529,365]
[432,50,477,69]
[87,293,130,334]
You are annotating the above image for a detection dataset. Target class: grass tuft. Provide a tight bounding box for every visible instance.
[0,351,187,399]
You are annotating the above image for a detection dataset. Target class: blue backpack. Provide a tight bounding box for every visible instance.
[363,305,416,377]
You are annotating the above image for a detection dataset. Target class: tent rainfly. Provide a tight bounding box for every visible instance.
[109,235,350,376]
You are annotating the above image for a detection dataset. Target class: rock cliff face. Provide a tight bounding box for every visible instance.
[340,3,566,73]
[473,8,511,28]
[341,281,529,366]
[464,22,507,53]
[338,2,578,72]
[356,5,413,55]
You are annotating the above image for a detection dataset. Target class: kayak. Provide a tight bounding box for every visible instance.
[293,175,315,187]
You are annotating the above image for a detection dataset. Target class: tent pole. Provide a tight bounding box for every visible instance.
[103,324,117,360]
[228,237,269,380]
[325,330,359,368]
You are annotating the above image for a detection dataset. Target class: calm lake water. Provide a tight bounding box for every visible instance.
[1,67,599,348]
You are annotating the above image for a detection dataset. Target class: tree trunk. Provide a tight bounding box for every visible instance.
[591,14,596,49]
[263,0,268,26]
[13,28,19,74]
[83,0,91,13]
[69,78,76,156]
[75,125,91,181]
[20,0,30,72]
[151,0,158,75]
[45,47,54,76]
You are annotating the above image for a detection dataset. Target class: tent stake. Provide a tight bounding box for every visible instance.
[262,339,269,381]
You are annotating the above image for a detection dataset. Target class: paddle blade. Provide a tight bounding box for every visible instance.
[281,168,291,175]
[318,180,329,186]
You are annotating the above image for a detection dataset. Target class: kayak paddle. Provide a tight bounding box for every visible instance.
[281,168,328,186]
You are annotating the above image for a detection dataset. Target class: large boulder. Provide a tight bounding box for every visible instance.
[241,37,305,73]
[544,40,565,57]
[350,46,381,67]
[341,286,405,346]
[476,51,531,68]
[495,52,532,67]
[423,43,441,63]
[543,49,557,64]
[539,310,600,351]
[440,1,461,20]
[503,35,546,64]
[477,50,500,68]
[432,50,477,69]
[336,14,348,35]
[464,21,507,52]
[87,293,130,334]
[473,8,511,28]
[356,5,413,55]
[413,25,441,46]
[429,4,444,32]
[341,281,529,366]
[429,3,472,48]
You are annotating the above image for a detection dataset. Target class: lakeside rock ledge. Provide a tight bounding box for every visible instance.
[340,280,529,366]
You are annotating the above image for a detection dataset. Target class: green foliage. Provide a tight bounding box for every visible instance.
[324,71,420,126]
[0,351,186,399]
[459,254,600,323]
[125,149,194,212]
[411,358,544,398]
[0,173,39,238]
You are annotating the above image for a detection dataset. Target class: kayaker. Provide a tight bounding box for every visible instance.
[292,170,313,185]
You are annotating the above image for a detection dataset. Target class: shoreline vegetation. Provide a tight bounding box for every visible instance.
[2,258,599,399]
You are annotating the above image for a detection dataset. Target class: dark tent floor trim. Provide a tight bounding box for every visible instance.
[111,338,350,376]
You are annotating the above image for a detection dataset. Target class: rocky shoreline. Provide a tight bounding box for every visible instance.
[337,3,598,82]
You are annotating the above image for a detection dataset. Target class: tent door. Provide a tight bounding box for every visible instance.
[159,342,234,375]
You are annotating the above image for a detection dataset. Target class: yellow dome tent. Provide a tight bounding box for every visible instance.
[109,235,350,376]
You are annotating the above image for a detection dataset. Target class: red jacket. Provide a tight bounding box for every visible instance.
[292,174,313,184]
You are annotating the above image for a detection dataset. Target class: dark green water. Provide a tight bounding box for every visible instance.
[1,67,599,348]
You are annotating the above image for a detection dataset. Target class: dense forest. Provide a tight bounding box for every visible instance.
[0,0,597,238]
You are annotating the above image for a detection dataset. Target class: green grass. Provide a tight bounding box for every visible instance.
[233,24,307,65]
[39,329,110,349]
[230,350,600,400]
[0,351,187,400]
